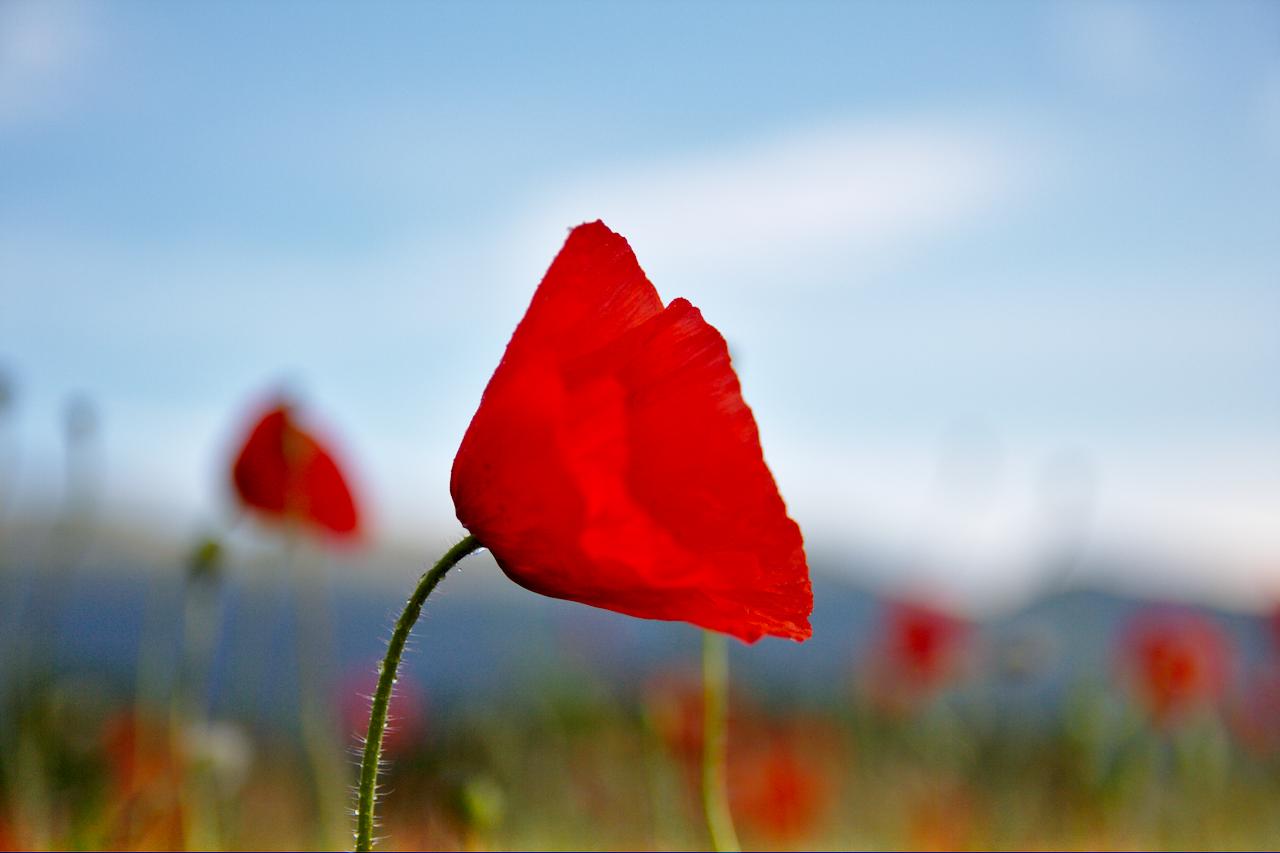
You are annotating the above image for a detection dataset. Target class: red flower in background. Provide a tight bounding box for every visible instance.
[231,400,360,539]
[101,712,178,797]
[868,599,971,708]
[1232,602,1280,753]
[1221,603,1280,754]
[1120,608,1231,725]
[1230,664,1280,755]
[731,730,833,845]
[643,668,756,764]
[341,667,427,757]
[99,712,185,849]
[1267,601,1280,656]
[450,221,811,643]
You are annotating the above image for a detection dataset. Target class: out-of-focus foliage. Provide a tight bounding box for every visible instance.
[4,655,1280,850]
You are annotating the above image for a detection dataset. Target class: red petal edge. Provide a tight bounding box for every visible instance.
[452,221,811,642]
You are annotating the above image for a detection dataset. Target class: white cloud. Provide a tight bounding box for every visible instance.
[778,432,1280,615]
[0,0,91,130]
[514,117,1045,293]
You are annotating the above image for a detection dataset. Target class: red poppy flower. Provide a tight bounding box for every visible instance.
[868,599,970,708]
[1229,663,1280,755]
[731,729,833,844]
[644,669,707,761]
[1267,601,1280,656]
[230,400,360,539]
[1119,607,1231,724]
[102,711,177,797]
[643,667,754,763]
[99,711,185,849]
[341,666,427,757]
[450,221,811,642]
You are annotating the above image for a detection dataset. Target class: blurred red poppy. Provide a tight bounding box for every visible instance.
[1267,601,1280,656]
[1229,663,1280,755]
[868,599,970,709]
[341,666,427,757]
[102,711,177,797]
[231,400,360,539]
[644,670,706,762]
[99,711,185,849]
[450,221,811,643]
[1120,608,1231,725]
[731,730,833,845]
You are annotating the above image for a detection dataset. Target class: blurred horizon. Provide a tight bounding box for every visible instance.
[3,0,1279,613]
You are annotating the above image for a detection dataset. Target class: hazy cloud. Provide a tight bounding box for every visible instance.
[517,117,1046,291]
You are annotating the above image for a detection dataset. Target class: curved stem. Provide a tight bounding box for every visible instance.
[354,535,483,852]
[701,630,740,852]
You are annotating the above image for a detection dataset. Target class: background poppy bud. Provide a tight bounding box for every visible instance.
[230,400,361,539]
[186,535,224,584]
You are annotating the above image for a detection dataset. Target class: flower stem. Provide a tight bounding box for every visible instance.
[175,567,225,851]
[701,630,740,853]
[288,536,346,850]
[354,534,483,852]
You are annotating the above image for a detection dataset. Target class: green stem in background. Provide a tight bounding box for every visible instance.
[175,568,225,851]
[287,536,347,851]
[701,630,740,853]
[354,535,483,853]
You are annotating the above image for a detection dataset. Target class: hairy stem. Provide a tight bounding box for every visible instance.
[354,535,483,852]
[701,630,740,852]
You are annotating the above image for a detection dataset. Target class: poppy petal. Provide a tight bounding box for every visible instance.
[231,403,360,539]
[451,222,811,642]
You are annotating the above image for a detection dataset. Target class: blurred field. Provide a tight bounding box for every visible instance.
[3,530,1280,851]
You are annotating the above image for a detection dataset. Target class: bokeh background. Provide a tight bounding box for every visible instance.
[1,1,1278,850]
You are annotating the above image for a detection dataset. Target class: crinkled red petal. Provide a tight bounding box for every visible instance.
[451,221,811,642]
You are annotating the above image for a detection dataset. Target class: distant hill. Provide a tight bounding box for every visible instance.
[2,539,1271,731]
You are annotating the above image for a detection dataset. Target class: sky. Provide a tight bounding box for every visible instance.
[1,0,1278,611]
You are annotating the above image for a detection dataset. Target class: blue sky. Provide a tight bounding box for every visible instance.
[2,0,1277,609]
